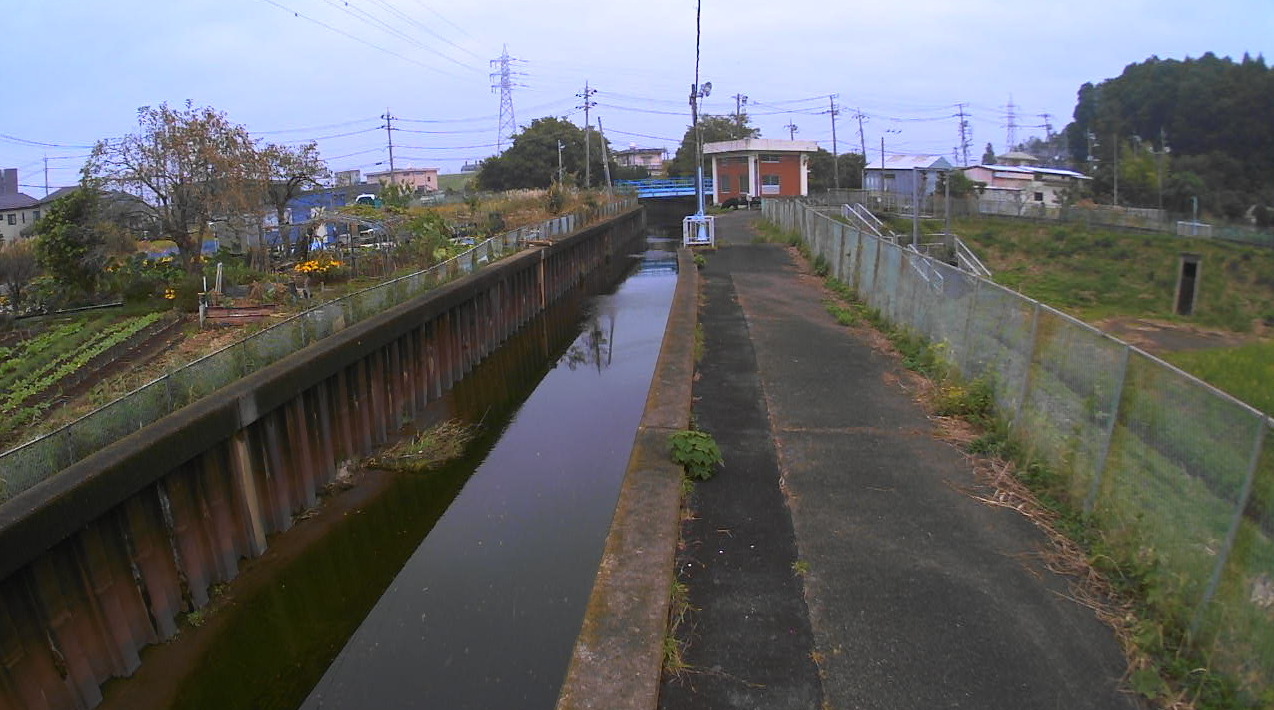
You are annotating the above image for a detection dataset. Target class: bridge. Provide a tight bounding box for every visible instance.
[614,177,712,198]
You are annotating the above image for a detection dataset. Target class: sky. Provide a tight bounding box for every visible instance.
[3,0,1271,193]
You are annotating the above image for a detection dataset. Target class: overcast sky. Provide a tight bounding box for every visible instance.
[4,0,1271,191]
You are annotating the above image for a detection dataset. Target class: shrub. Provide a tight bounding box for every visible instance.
[670,429,723,481]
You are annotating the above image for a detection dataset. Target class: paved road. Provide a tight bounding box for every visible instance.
[660,210,1139,710]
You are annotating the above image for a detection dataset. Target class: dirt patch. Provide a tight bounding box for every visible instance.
[1094,317,1251,355]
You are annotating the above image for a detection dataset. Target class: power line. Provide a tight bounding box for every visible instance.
[364,0,485,62]
[252,117,381,135]
[604,127,680,142]
[313,0,479,73]
[0,133,95,149]
[255,0,466,79]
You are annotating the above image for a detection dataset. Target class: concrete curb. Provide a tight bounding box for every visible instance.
[554,248,698,710]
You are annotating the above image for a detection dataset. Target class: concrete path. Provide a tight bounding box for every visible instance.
[660,210,1138,710]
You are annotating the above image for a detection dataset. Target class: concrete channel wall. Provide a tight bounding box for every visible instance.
[556,248,697,710]
[0,207,645,710]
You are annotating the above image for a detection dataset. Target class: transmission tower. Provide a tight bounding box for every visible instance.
[1004,95,1019,151]
[955,102,972,166]
[490,44,524,152]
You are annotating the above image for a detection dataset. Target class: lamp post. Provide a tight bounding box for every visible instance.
[690,80,712,222]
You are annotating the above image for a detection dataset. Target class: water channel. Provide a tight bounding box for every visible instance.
[149,232,678,709]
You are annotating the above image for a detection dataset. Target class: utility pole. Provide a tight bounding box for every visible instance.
[43,155,49,197]
[1004,95,1018,151]
[1157,127,1169,216]
[827,94,841,189]
[1039,113,1053,137]
[784,122,798,140]
[577,81,597,188]
[956,102,971,166]
[856,109,867,188]
[911,167,920,247]
[557,140,565,185]
[1112,133,1119,206]
[732,93,748,132]
[598,117,614,195]
[383,109,396,184]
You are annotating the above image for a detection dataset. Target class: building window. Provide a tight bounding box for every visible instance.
[739,175,748,194]
[761,174,781,195]
[6,214,14,225]
[760,154,781,163]
[33,210,40,220]
[1034,191,1044,202]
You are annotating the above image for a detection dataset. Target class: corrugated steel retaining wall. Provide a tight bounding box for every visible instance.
[0,207,645,710]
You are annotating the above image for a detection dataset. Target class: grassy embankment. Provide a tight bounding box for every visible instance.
[940,216,1274,414]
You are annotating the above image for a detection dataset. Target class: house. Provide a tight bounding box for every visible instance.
[704,138,818,203]
[961,164,1089,205]
[0,170,78,244]
[334,169,362,186]
[862,154,953,196]
[364,167,439,193]
[613,145,668,175]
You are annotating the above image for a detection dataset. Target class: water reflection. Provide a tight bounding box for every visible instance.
[301,238,676,710]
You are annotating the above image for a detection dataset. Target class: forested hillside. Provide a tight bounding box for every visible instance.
[1061,53,1273,219]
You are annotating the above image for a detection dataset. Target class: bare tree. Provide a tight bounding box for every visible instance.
[0,240,40,312]
[85,101,261,274]
[259,141,329,260]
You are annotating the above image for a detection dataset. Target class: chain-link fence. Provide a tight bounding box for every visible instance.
[0,198,636,501]
[764,197,1274,701]
[815,188,1274,248]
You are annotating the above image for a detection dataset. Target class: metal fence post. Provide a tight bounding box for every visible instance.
[1084,344,1130,514]
[957,278,982,376]
[1010,301,1041,429]
[1192,421,1267,635]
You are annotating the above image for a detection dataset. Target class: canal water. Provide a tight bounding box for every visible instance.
[159,234,677,709]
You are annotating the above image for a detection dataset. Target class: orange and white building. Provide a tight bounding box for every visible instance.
[704,138,818,203]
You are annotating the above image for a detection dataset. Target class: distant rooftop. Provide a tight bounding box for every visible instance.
[866,154,953,171]
[972,164,1089,179]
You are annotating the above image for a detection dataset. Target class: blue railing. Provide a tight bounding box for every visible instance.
[615,178,713,198]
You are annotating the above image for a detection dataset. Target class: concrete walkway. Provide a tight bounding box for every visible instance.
[661,211,1138,710]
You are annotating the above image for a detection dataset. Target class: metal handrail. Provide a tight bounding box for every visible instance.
[953,236,992,278]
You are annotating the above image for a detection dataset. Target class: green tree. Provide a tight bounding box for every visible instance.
[981,143,996,164]
[31,188,102,294]
[85,101,261,273]
[378,181,415,209]
[477,117,612,191]
[0,240,40,312]
[1060,53,1274,213]
[667,115,759,177]
[807,149,866,191]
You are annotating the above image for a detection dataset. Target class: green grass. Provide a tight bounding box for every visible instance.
[953,217,1274,332]
[436,173,475,192]
[1164,341,1274,415]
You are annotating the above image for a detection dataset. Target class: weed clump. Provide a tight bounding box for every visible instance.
[670,429,723,481]
[366,419,475,472]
